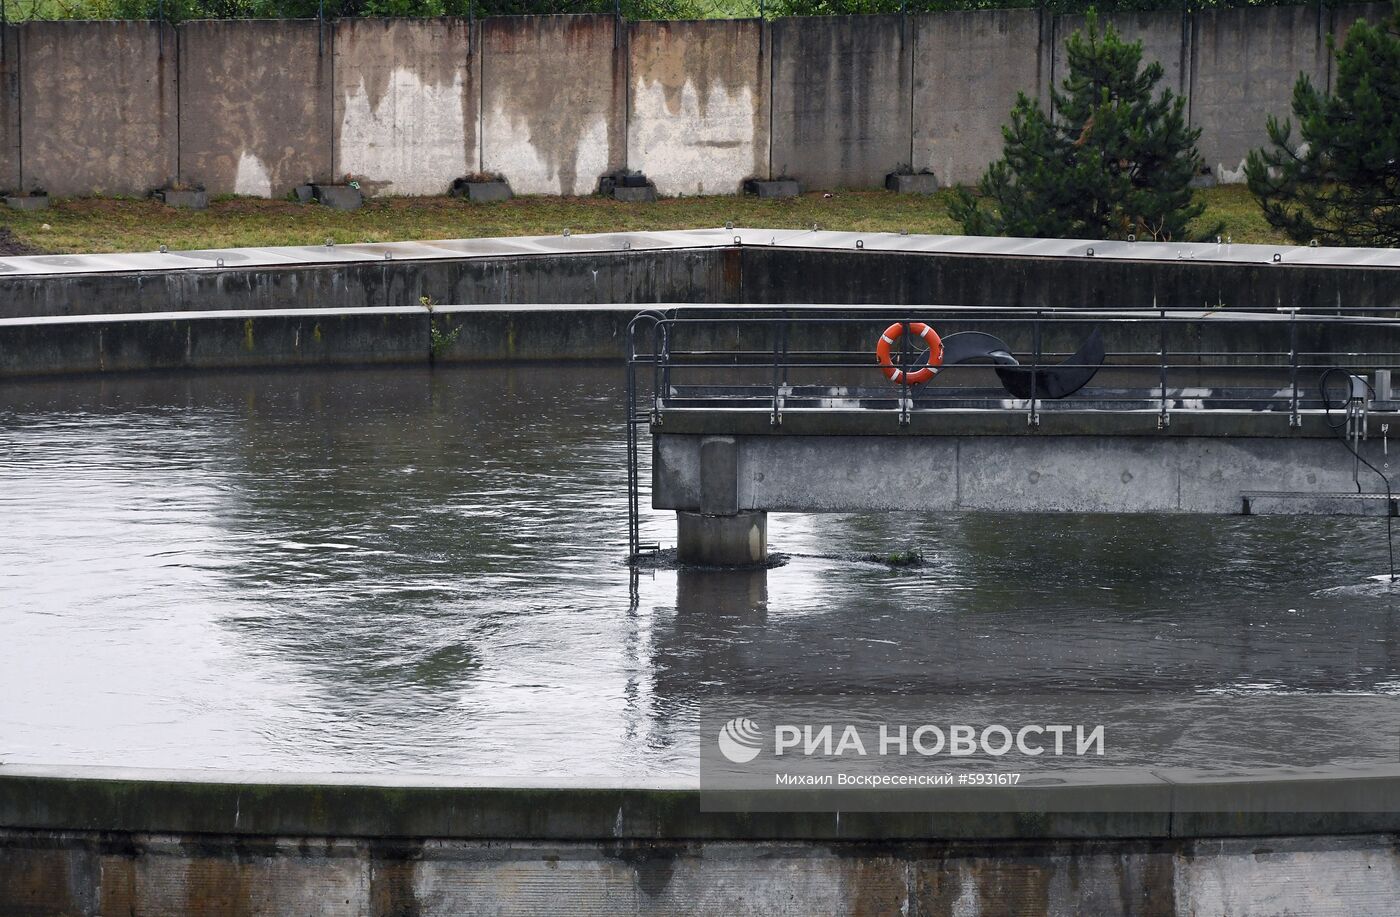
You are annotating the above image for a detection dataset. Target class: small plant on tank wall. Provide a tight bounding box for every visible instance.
[423,296,461,362]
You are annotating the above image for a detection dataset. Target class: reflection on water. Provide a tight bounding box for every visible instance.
[1,366,1399,778]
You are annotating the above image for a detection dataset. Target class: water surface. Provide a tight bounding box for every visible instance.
[2,366,1399,778]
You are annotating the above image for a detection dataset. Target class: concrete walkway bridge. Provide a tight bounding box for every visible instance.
[627,306,1400,565]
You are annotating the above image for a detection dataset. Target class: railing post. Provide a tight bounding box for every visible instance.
[1159,308,1170,430]
[770,317,783,427]
[1028,313,1041,427]
[1289,310,1301,427]
[653,321,669,421]
[625,322,638,560]
[899,318,912,426]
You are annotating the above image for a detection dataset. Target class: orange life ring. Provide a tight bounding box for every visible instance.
[876,322,944,385]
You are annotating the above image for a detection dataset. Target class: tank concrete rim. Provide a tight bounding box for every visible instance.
[4,763,1400,841]
[2,227,1399,278]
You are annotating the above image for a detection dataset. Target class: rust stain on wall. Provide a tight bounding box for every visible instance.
[630,20,762,121]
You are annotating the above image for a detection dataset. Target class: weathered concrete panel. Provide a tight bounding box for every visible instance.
[12,827,1400,915]
[912,10,1043,188]
[1190,6,1326,184]
[627,20,769,196]
[333,18,477,197]
[770,15,911,189]
[739,245,1400,312]
[480,15,625,197]
[0,309,432,377]
[1175,836,1400,917]
[0,29,19,195]
[19,22,176,197]
[178,20,333,196]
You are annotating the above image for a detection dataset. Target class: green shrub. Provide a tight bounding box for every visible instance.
[1246,2,1400,247]
[950,12,1213,242]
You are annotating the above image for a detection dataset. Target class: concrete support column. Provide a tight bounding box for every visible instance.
[676,511,768,567]
[678,434,767,566]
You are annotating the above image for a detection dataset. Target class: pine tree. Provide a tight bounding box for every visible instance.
[951,13,1212,242]
[1246,4,1400,247]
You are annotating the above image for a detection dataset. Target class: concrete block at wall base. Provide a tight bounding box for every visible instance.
[745,179,799,199]
[614,184,657,203]
[5,195,47,211]
[157,189,208,209]
[313,184,363,211]
[465,181,512,203]
[886,172,939,194]
[293,184,315,204]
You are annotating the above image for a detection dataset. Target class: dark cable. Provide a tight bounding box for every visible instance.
[1321,368,1396,581]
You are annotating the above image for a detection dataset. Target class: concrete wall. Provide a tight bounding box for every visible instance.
[333,18,478,197]
[5,766,1400,915]
[0,305,656,377]
[0,243,738,320]
[7,828,1400,915]
[912,9,1046,187]
[179,19,333,196]
[481,15,624,196]
[6,231,1400,325]
[737,244,1400,311]
[628,19,768,196]
[19,22,176,197]
[770,15,911,187]
[3,231,1400,375]
[0,6,1389,198]
[0,28,18,195]
[1191,5,1328,183]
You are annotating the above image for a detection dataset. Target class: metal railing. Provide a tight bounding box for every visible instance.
[624,305,1400,557]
